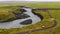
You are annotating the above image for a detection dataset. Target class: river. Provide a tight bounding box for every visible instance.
[0,8,41,29]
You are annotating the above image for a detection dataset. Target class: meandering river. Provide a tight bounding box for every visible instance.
[0,8,41,29]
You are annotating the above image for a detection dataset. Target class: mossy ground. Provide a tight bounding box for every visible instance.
[0,2,60,34]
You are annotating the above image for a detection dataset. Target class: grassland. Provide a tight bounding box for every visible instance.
[0,2,60,34]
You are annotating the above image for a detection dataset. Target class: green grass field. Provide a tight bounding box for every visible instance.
[0,2,60,34]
